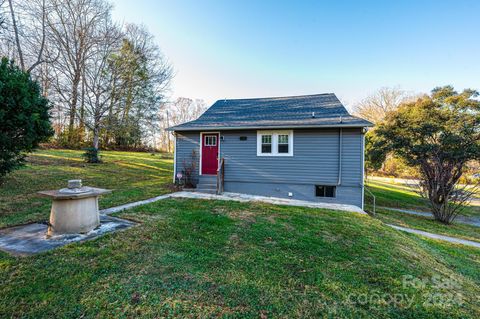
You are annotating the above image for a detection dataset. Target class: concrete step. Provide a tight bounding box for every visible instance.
[197,183,217,188]
[197,174,218,194]
[199,175,216,182]
[197,186,217,191]
[196,177,223,193]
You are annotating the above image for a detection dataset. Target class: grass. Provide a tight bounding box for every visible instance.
[366,177,480,244]
[366,178,480,217]
[0,149,174,228]
[1,198,480,318]
[375,208,480,243]
[2,150,480,317]
[366,179,428,211]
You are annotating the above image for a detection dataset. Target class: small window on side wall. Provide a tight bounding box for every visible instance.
[315,185,336,198]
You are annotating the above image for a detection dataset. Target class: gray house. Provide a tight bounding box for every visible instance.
[168,93,373,209]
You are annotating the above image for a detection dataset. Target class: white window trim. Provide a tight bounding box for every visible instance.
[256,130,293,156]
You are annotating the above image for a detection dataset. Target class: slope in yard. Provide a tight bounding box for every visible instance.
[366,178,480,244]
[366,178,480,217]
[1,198,479,318]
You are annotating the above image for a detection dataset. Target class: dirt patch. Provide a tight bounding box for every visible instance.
[228,233,240,247]
[213,208,257,223]
[282,222,294,231]
[229,210,256,223]
[316,230,342,243]
[264,236,277,245]
[265,215,277,224]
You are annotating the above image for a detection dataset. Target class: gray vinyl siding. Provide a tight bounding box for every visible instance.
[220,129,362,186]
[340,130,363,186]
[175,132,200,184]
[175,128,364,207]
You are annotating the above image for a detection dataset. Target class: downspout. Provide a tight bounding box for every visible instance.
[337,128,343,185]
[172,132,177,183]
[361,129,366,210]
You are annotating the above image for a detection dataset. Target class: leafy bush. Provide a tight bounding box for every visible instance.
[0,58,53,182]
[82,148,101,163]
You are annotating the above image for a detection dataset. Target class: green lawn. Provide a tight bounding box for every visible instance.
[366,178,480,217]
[366,179,429,211]
[0,149,174,228]
[375,208,480,243]
[1,198,480,318]
[366,178,480,244]
[2,151,480,317]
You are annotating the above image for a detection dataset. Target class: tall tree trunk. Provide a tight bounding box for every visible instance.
[79,73,86,143]
[8,0,25,70]
[166,110,171,153]
[68,72,81,143]
[93,126,100,150]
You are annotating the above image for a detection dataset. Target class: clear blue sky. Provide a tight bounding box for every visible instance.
[111,0,480,108]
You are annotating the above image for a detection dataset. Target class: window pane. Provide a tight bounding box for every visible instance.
[278,134,288,144]
[278,144,289,153]
[261,144,272,153]
[261,134,272,153]
[315,185,325,197]
[315,185,335,197]
[205,136,216,146]
[325,186,335,197]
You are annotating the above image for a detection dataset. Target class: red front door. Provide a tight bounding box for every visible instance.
[201,133,219,175]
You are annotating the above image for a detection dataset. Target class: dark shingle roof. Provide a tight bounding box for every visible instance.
[168,93,373,131]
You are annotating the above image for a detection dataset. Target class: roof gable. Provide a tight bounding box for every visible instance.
[169,93,372,131]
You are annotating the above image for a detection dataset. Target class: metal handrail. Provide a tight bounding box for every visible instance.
[364,185,376,216]
[216,158,225,194]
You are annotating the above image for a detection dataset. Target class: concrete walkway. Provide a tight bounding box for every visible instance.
[170,191,366,214]
[380,206,480,227]
[100,191,366,215]
[100,194,172,214]
[387,224,480,248]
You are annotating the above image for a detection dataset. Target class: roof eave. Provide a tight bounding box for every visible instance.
[168,123,374,132]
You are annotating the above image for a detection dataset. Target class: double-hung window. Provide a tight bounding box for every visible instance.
[257,130,293,156]
[278,134,289,153]
[261,135,272,153]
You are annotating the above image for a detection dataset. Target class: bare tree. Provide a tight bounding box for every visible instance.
[1,0,51,72]
[7,0,24,69]
[82,19,121,150]
[353,87,415,124]
[0,0,173,152]
[47,0,112,143]
[159,98,207,152]
[0,0,6,31]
